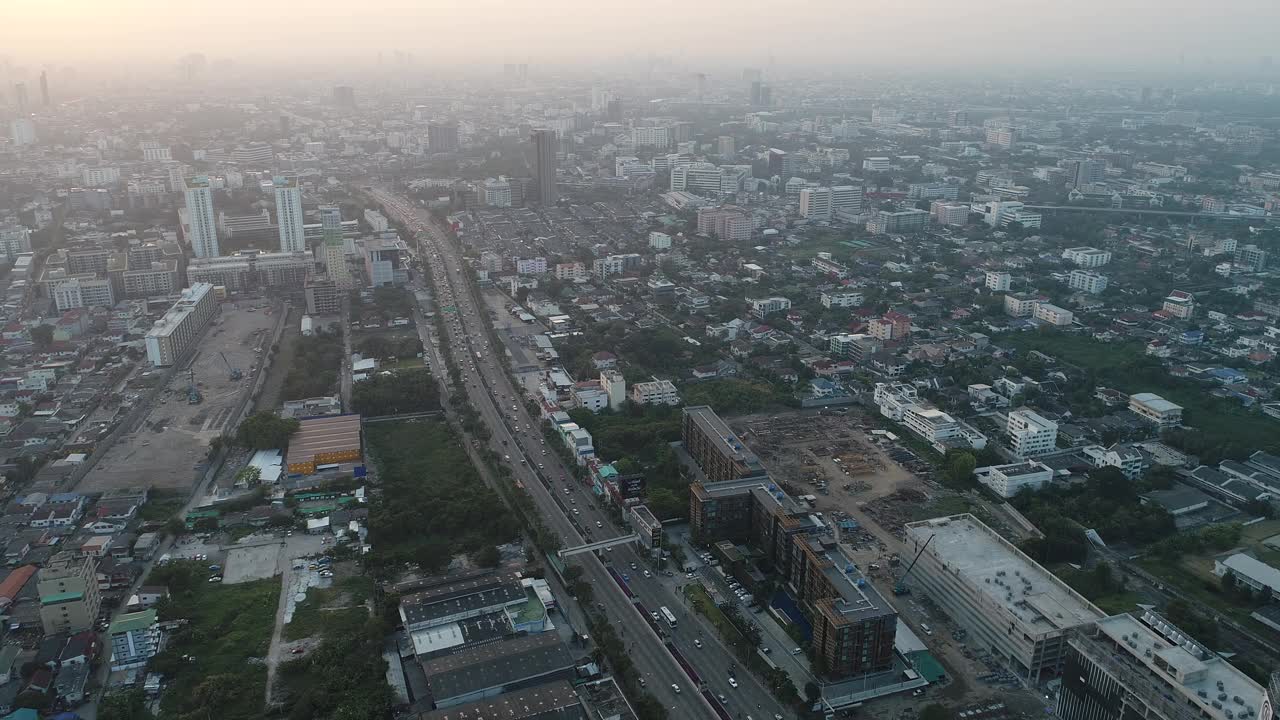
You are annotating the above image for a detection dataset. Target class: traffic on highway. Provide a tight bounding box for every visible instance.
[370,187,794,720]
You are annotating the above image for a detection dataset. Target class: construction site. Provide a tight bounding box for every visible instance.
[83,301,282,492]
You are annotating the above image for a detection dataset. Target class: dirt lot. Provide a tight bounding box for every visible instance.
[83,303,279,492]
[224,541,288,584]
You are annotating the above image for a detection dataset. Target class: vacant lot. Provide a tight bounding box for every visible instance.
[223,541,285,584]
[85,304,279,492]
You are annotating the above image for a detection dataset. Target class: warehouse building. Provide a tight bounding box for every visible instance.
[421,633,576,710]
[285,414,362,474]
[903,514,1104,680]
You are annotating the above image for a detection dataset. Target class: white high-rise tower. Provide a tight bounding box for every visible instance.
[273,176,305,253]
[183,176,220,258]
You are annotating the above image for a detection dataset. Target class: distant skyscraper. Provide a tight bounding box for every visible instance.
[183,176,220,258]
[948,109,969,127]
[717,135,736,159]
[10,119,36,147]
[1070,159,1106,188]
[39,72,49,107]
[532,129,557,205]
[605,99,623,122]
[750,81,764,106]
[742,68,762,83]
[279,115,290,138]
[332,86,356,108]
[273,176,305,253]
[427,122,460,153]
[318,205,351,287]
[13,83,28,112]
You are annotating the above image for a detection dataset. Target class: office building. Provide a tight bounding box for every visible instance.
[144,283,218,367]
[717,135,736,158]
[948,109,969,127]
[1056,610,1269,720]
[183,176,220,258]
[632,126,671,148]
[932,201,970,226]
[1235,244,1269,272]
[1070,159,1107,188]
[186,251,313,291]
[427,122,460,153]
[862,157,891,172]
[10,118,36,147]
[696,206,752,242]
[231,143,273,166]
[866,209,929,235]
[831,185,863,215]
[81,167,121,187]
[975,461,1054,498]
[305,277,340,315]
[332,85,355,108]
[1062,247,1111,267]
[1128,393,1183,428]
[109,610,162,671]
[768,148,798,177]
[986,271,1012,292]
[273,176,305,253]
[986,126,1018,148]
[532,129,557,204]
[1007,409,1058,458]
[38,553,103,635]
[979,200,1043,229]
[0,217,33,259]
[630,379,680,407]
[905,515,1104,680]
[791,535,898,678]
[1065,270,1107,295]
[799,187,833,220]
[318,205,351,288]
[821,291,863,308]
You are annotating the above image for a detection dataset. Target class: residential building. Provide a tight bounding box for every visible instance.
[1162,290,1195,319]
[812,256,850,279]
[427,122,460,153]
[144,283,218,367]
[53,277,115,311]
[630,378,680,407]
[1067,270,1108,294]
[515,257,547,275]
[862,157,890,172]
[831,185,863,215]
[975,461,1053,498]
[717,135,735,158]
[799,187,833,220]
[749,296,791,319]
[482,177,512,207]
[186,251,313,290]
[554,262,586,281]
[1062,247,1111,268]
[1034,302,1074,326]
[632,126,671,148]
[600,370,627,411]
[1056,611,1268,720]
[867,209,929,235]
[670,163,744,196]
[1068,159,1106,188]
[1007,409,1058,458]
[108,610,162,670]
[304,277,340,315]
[38,553,102,635]
[932,201,970,226]
[978,200,1042,228]
[1128,393,1182,428]
[986,271,1012,292]
[0,218,32,259]
[821,291,863,308]
[696,206,752,242]
[273,176,305,253]
[532,129,557,204]
[1235,244,1268,271]
[81,167,121,187]
[902,403,988,451]
[183,176,220,258]
[1082,444,1146,480]
[363,209,389,232]
[10,118,36,146]
[682,406,768,484]
[1004,293,1039,317]
[648,232,672,250]
[904,515,1104,680]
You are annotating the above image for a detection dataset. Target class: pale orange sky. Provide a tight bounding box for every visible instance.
[3,0,1279,70]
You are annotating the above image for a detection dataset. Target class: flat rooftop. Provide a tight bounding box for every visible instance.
[684,406,765,472]
[422,633,574,703]
[1094,612,1266,720]
[805,537,895,624]
[287,414,362,467]
[401,573,525,627]
[906,514,1102,632]
[1130,393,1182,413]
[417,680,583,720]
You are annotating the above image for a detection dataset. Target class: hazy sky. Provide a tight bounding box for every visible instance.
[4,0,1280,71]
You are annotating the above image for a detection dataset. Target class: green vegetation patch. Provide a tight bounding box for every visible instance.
[681,378,794,416]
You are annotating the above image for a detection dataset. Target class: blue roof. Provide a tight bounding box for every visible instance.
[1206,367,1247,381]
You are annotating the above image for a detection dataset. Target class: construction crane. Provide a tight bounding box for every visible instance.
[186,368,203,405]
[219,352,243,381]
[893,533,935,595]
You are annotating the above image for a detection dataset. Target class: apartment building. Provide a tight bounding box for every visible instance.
[109,610,162,670]
[1162,290,1195,319]
[144,283,218,367]
[1062,247,1112,267]
[821,291,863,308]
[681,406,769,485]
[630,379,680,407]
[985,271,1012,292]
[975,461,1053,498]
[1067,270,1108,295]
[931,201,970,226]
[905,515,1104,680]
[696,206,753,242]
[749,296,791,319]
[1034,302,1074,326]
[866,209,928,235]
[38,552,102,635]
[1004,293,1039,317]
[1007,408,1058,458]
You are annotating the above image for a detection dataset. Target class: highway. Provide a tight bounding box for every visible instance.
[371,188,795,720]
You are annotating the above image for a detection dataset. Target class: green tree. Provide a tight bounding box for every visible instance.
[944,451,977,486]
[29,324,54,349]
[474,545,501,568]
[99,689,157,720]
[921,704,953,720]
[235,412,300,450]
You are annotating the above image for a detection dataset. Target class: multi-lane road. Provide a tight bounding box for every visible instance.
[370,188,794,720]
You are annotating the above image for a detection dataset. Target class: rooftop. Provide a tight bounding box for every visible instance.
[417,680,582,720]
[401,572,526,628]
[1130,393,1183,413]
[1218,553,1280,590]
[421,633,574,703]
[109,609,157,635]
[683,405,765,474]
[287,414,362,467]
[906,514,1103,633]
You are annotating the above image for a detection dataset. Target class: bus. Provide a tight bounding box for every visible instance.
[659,606,677,628]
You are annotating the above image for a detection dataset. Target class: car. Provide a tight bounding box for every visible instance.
[563,488,570,495]
[686,572,696,579]
[596,521,603,529]
[569,498,576,505]
[642,570,651,578]
[622,573,630,581]
[694,639,702,648]
[791,647,803,655]
[638,677,646,687]
[761,646,771,654]
[630,563,638,570]
[538,463,544,469]
[572,508,580,515]
[718,693,727,703]
[650,611,660,622]
[291,647,305,655]
[208,576,223,583]
[671,684,681,694]
[728,677,739,689]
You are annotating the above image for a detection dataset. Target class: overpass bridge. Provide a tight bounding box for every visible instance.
[558,533,640,559]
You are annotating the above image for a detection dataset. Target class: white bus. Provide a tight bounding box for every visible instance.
[660,606,677,628]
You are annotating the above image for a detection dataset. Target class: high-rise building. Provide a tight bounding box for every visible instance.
[749,82,771,106]
[319,205,351,288]
[606,99,623,122]
[273,176,305,253]
[831,185,863,215]
[39,71,49,107]
[717,135,736,158]
[948,109,969,127]
[428,122,460,153]
[799,187,833,220]
[10,118,36,147]
[0,217,32,259]
[183,176,220,258]
[867,209,929,235]
[332,85,356,108]
[12,82,28,113]
[532,129,557,205]
[1070,159,1106,188]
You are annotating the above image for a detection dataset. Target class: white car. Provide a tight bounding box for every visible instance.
[671,684,681,694]
[728,677,739,689]
[694,639,702,648]
[572,508,580,516]
[596,521,603,528]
